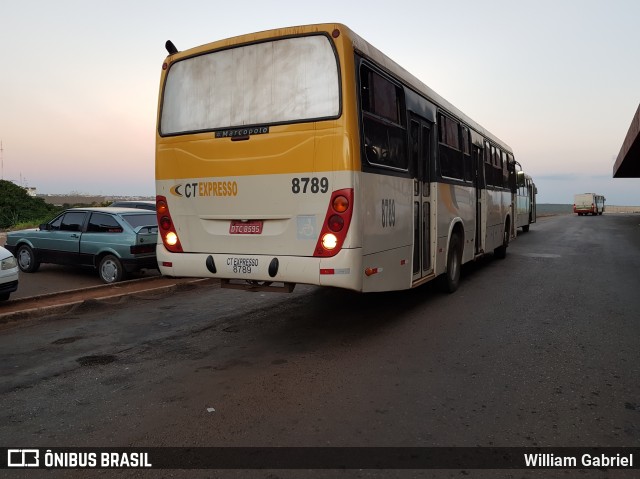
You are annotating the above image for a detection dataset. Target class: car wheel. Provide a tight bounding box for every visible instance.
[17,244,40,273]
[440,233,461,294]
[0,293,9,301]
[99,255,125,284]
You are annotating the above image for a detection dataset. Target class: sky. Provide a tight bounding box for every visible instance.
[1,0,639,204]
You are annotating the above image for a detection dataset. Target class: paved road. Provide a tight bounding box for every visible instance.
[0,214,638,478]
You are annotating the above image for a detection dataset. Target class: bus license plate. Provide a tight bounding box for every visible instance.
[229,220,263,234]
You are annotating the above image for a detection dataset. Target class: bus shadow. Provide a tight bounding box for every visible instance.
[258,278,445,352]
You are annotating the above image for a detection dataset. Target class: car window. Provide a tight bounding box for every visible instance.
[87,213,124,233]
[60,212,87,232]
[121,214,158,229]
[49,215,64,231]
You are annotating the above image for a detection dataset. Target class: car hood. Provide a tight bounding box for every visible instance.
[0,245,15,260]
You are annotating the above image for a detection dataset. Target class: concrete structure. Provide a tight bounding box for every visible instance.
[614,103,640,178]
[604,205,640,214]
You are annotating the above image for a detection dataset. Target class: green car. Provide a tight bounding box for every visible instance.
[5,207,158,284]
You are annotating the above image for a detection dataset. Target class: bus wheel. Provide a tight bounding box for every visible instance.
[494,225,509,259]
[522,224,530,233]
[440,234,461,294]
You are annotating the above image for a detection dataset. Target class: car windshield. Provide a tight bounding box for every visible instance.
[121,214,158,229]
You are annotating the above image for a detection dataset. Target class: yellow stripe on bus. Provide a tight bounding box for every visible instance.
[156,123,358,180]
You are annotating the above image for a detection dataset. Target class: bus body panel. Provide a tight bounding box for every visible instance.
[359,171,414,292]
[485,189,511,251]
[157,243,364,291]
[436,183,475,264]
[157,169,357,258]
[361,245,414,292]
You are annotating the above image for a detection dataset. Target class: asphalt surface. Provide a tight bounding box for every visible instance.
[0,214,639,478]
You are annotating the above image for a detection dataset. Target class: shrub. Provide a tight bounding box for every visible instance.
[0,180,62,229]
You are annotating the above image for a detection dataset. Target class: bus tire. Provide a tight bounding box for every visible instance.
[99,254,125,284]
[17,244,40,273]
[522,224,530,233]
[440,234,461,294]
[494,224,509,259]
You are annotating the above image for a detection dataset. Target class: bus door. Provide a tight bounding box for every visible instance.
[410,116,433,281]
[473,144,484,254]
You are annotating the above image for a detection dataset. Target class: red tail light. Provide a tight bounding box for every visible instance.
[314,189,353,257]
[156,195,183,253]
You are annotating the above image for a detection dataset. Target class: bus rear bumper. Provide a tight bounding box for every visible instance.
[156,245,363,291]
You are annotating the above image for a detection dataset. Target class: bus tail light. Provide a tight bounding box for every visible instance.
[156,195,183,253]
[314,189,353,257]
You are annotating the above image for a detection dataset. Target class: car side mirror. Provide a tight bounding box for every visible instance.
[39,223,50,231]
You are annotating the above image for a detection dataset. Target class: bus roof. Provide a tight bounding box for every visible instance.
[164,22,514,154]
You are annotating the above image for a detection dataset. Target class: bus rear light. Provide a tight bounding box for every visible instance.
[328,215,344,232]
[165,232,179,246]
[157,199,169,215]
[156,195,183,253]
[314,188,353,257]
[160,217,172,230]
[162,261,173,267]
[332,195,349,213]
[321,233,338,250]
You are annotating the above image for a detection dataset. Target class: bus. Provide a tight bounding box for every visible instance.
[514,162,537,232]
[155,23,519,293]
[573,193,605,216]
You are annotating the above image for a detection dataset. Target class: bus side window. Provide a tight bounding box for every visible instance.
[461,126,472,182]
[438,114,463,180]
[488,144,496,187]
[495,148,504,189]
[360,65,407,170]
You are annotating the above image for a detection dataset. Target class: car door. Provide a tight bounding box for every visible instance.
[40,211,88,264]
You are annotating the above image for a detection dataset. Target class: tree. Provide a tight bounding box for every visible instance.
[0,180,61,229]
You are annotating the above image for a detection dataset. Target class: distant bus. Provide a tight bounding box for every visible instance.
[574,193,605,216]
[514,162,537,232]
[155,23,523,293]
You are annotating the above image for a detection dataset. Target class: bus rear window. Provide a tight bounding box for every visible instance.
[160,35,340,135]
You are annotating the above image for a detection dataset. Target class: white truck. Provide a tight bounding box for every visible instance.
[573,193,605,216]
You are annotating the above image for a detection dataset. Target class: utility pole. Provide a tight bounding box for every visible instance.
[0,140,3,180]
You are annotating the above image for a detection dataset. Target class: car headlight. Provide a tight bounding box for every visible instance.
[1,256,17,270]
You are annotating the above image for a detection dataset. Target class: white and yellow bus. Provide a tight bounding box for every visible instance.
[155,23,517,293]
[514,162,537,232]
